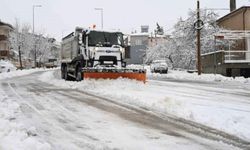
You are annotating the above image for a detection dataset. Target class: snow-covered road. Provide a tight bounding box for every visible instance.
[0,70,241,150]
[148,74,250,141]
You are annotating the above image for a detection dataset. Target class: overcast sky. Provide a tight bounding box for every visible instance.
[1,0,249,40]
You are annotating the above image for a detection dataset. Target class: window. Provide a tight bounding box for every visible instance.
[135,39,142,45]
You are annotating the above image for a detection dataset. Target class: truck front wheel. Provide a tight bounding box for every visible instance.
[63,66,73,81]
[61,65,66,79]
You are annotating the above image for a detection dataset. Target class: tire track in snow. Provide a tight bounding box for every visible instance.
[6,82,112,150]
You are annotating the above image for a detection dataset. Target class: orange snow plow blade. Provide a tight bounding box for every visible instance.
[83,68,146,83]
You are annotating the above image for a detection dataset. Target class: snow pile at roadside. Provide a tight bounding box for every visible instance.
[0,89,51,150]
[128,64,250,83]
[0,60,16,73]
[40,70,250,141]
[0,68,56,80]
[126,64,146,70]
[148,70,250,83]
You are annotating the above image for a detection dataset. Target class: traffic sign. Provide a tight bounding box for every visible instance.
[194,19,204,30]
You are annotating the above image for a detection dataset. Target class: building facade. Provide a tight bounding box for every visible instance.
[0,21,13,59]
[217,6,250,31]
[202,7,250,77]
[127,33,149,64]
[126,27,170,64]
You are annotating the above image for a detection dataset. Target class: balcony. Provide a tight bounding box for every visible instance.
[0,50,9,57]
[201,50,250,65]
[224,51,250,63]
[213,30,250,64]
[0,35,8,41]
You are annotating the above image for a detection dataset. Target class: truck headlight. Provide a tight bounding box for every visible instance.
[87,62,92,67]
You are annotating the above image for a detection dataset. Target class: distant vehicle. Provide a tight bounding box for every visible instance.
[44,58,58,68]
[0,60,16,73]
[150,60,168,73]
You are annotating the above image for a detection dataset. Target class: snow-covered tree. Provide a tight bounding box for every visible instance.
[10,20,57,68]
[145,10,221,69]
[9,19,34,68]
[145,39,175,66]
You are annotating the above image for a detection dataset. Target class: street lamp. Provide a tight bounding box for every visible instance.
[94,8,103,30]
[32,4,42,67]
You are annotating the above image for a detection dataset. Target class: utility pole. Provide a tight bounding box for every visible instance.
[18,45,23,69]
[197,0,202,75]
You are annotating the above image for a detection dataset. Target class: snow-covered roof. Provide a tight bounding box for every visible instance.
[217,6,250,23]
[149,34,170,38]
[201,50,225,56]
[80,27,122,33]
[11,50,19,55]
[0,20,13,29]
[130,33,150,36]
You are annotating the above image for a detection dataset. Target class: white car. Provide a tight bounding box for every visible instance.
[0,60,16,73]
[150,60,168,73]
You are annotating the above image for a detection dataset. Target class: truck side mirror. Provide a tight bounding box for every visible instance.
[82,32,86,44]
[78,34,82,44]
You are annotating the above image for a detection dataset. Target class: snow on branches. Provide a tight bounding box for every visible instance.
[9,19,57,68]
[145,10,221,69]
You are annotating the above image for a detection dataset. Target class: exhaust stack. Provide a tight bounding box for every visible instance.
[230,0,236,12]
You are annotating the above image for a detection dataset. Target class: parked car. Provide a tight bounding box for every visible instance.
[43,58,59,68]
[150,60,168,73]
[0,60,16,73]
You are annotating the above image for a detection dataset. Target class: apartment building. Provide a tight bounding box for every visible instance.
[0,20,13,59]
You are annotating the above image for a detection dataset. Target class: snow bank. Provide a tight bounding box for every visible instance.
[39,70,250,142]
[129,64,250,83]
[0,68,57,80]
[0,89,51,150]
[148,69,250,83]
[0,60,16,73]
[126,64,146,70]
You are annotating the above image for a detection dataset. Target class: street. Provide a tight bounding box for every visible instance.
[1,0,250,149]
[0,71,242,150]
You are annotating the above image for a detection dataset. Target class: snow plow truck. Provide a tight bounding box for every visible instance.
[61,27,146,82]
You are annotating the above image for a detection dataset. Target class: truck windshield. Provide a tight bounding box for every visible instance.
[88,31,124,47]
